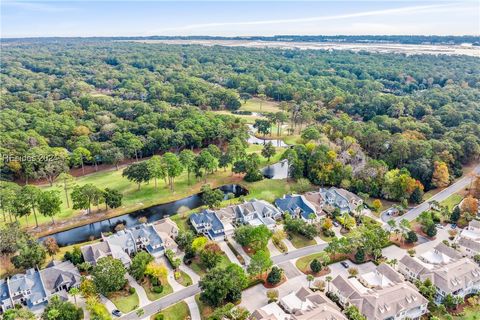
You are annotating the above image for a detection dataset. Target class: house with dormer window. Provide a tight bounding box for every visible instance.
[190,209,226,241]
[275,194,318,222]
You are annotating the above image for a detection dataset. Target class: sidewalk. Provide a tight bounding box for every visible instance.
[185,296,201,320]
[126,274,150,306]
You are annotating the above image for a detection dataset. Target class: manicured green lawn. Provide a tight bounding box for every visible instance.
[151,301,190,320]
[239,98,280,113]
[189,254,230,277]
[175,270,193,287]
[109,291,139,313]
[288,233,316,249]
[195,294,213,320]
[441,193,463,210]
[295,252,325,273]
[142,279,173,301]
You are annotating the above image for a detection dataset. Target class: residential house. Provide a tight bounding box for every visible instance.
[251,287,346,320]
[190,209,226,241]
[0,261,80,314]
[319,187,363,214]
[216,199,282,230]
[330,263,428,320]
[261,159,289,180]
[303,191,326,218]
[81,223,166,267]
[455,220,480,258]
[153,217,179,239]
[275,194,318,222]
[398,244,480,303]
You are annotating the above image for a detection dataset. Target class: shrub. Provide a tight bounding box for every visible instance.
[310,259,322,273]
[267,267,283,285]
[129,287,136,294]
[405,230,418,243]
[152,285,163,294]
[355,248,365,263]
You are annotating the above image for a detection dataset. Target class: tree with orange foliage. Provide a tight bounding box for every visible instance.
[461,195,479,215]
[471,176,480,199]
[431,161,450,188]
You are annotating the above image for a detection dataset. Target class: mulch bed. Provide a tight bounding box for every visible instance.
[259,274,287,289]
[389,237,416,249]
[412,225,436,240]
[303,267,331,277]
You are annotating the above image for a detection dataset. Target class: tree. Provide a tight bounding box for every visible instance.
[410,186,424,204]
[405,230,418,243]
[196,150,218,182]
[64,247,84,265]
[372,199,382,213]
[461,195,479,214]
[101,145,124,170]
[192,236,208,253]
[472,176,480,199]
[145,261,168,280]
[91,257,127,295]
[69,287,80,306]
[11,238,46,269]
[266,289,279,302]
[43,237,59,259]
[344,305,367,320]
[179,149,196,184]
[147,155,166,190]
[451,206,461,222]
[301,126,321,142]
[310,258,322,273]
[208,303,250,320]
[234,225,272,252]
[129,251,154,280]
[432,161,450,188]
[266,266,283,285]
[247,250,272,276]
[306,274,314,288]
[201,184,224,209]
[38,190,62,224]
[443,294,463,310]
[199,263,248,307]
[261,142,276,162]
[19,185,42,227]
[103,188,122,210]
[72,147,92,175]
[122,162,151,190]
[254,119,271,139]
[348,267,359,277]
[163,152,184,191]
[2,308,35,320]
[200,242,223,269]
[226,137,247,166]
[71,184,103,214]
[55,173,76,208]
[42,296,82,320]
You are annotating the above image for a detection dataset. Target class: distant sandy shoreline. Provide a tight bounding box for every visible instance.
[126,39,480,57]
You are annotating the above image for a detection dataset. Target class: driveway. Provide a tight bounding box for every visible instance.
[219,240,241,265]
[326,260,376,279]
[179,264,201,284]
[100,294,117,314]
[126,274,150,306]
[185,296,201,320]
[277,261,302,279]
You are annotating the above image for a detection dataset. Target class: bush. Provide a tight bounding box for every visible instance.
[355,248,365,263]
[129,287,136,294]
[152,285,163,294]
[310,259,322,273]
[151,277,159,286]
[405,230,418,243]
[323,229,335,237]
[267,267,283,285]
[425,223,437,237]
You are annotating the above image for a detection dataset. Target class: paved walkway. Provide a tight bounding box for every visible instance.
[185,296,201,320]
[126,274,150,306]
[157,256,185,292]
[228,238,251,264]
[283,239,296,251]
[219,240,241,265]
[179,264,201,284]
[314,236,326,244]
[267,239,282,256]
[100,294,117,313]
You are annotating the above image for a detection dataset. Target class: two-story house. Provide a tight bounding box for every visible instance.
[330,263,428,320]
[217,199,282,230]
[275,194,318,222]
[455,220,480,258]
[319,187,363,214]
[190,209,226,241]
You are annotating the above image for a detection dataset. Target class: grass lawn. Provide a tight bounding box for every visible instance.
[109,291,139,313]
[318,232,336,243]
[441,193,463,210]
[150,301,190,320]
[142,278,174,301]
[288,233,316,249]
[431,304,480,320]
[189,254,230,277]
[296,253,325,273]
[239,98,280,113]
[195,294,214,320]
[175,270,193,287]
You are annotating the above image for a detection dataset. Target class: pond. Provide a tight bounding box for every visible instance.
[39,184,248,247]
[247,124,289,147]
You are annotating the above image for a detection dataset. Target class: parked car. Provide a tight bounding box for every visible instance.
[436,224,443,229]
[451,223,457,229]
[340,261,349,268]
[112,310,122,317]
[333,221,340,227]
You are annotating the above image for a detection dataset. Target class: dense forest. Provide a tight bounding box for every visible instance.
[1,40,479,195]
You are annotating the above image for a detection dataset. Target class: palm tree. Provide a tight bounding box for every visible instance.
[69,287,79,306]
[325,276,333,293]
[307,275,314,288]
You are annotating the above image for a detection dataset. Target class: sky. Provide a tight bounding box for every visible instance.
[1,0,479,38]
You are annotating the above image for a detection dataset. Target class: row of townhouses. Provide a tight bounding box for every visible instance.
[81,219,179,267]
[190,187,363,241]
[0,261,80,314]
[251,286,347,320]
[331,263,428,320]
[398,242,480,304]
[455,220,480,258]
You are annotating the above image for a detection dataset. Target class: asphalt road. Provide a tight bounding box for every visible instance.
[381,163,480,223]
[120,243,328,319]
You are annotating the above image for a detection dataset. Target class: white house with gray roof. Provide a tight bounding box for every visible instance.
[0,261,80,314]
[81,223,165,267]
[398,243,480,304]
[330,263,428,320]
[190,209,227,241]
[319,187,363,214]
[455,220,480,258]
[216,199,282,230]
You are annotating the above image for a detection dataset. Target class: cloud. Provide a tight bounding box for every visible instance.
[2,1,76,13]
[155,3,460,33]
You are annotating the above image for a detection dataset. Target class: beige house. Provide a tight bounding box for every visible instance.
[251,287,346,320]
[330,264,428,320]
[455,220,480,258]
[398,243,480,304]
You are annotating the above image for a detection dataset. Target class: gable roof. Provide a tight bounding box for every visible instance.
[81,241,111,265]
[275,195,315,219]
[458,237,480,253]
[40,260,81,294]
